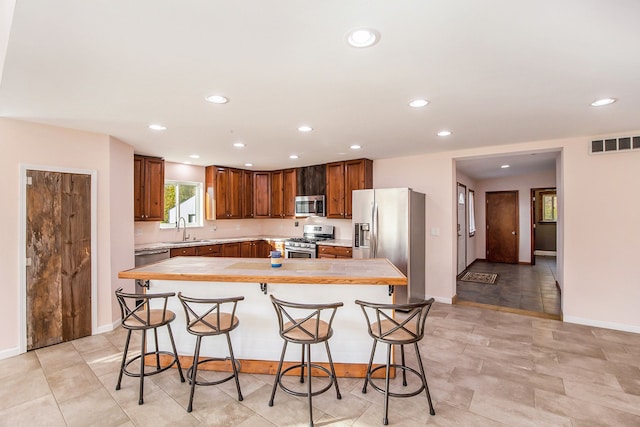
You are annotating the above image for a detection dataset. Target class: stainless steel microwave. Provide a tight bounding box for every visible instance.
[294,195,325,217]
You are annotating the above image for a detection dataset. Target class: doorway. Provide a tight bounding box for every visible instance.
[530,188,558,265]
[456,183,467,275]
[486,190,519,264]
[21,166,97,352]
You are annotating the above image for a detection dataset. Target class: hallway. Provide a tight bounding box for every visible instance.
[456,256,561,319]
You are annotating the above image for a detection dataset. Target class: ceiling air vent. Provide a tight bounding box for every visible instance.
[590,136,640,154]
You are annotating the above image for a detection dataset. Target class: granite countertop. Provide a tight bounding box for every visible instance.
[317,239,352,248]
[135,235,289,253]
[119,256,407,285]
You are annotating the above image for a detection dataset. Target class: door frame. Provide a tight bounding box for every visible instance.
[456,182,467,275]
[19,164,98,354]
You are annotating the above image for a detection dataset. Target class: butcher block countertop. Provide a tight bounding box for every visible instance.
[118,257,407,285]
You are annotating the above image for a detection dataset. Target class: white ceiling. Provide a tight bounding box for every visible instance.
[1,1,639,179]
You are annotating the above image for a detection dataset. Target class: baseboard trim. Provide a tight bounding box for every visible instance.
[563,316,640,334]
[95,319,120,335]
[0,346,22,361]
[430,295,454,304]
[534,250,557,256]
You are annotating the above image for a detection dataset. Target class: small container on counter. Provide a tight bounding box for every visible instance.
[270,250,282,268]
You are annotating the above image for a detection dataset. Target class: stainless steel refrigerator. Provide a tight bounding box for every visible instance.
[352,188,426,304]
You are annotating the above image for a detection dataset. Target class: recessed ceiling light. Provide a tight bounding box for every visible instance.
[233,142,245,148]
[289,154,299,159]
[409,99,429,108]
[347,28,380,48]
[148,124,166,131]
[437,130,452,137]
[298,125,313,132]
[501,164,510,169]
[591,98,616,107]
[244,163,253,167]
[189,154,200,159]
[350,144,362,150]
[206,95,229,104]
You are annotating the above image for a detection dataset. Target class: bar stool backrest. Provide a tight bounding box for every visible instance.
[355,298,435,344]
[177,293,244,335]
[270,295,343,343]
[115,287,176,329]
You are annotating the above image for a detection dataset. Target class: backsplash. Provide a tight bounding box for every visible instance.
[134,217,352,245]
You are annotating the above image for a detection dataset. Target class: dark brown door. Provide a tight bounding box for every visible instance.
[26,170,91,350]
[486,191,519,263]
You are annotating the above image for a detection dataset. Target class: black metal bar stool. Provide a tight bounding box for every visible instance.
[114,287,185,405]
[178,293,244,412]
[355,298,436,425]
[268,295,343,427]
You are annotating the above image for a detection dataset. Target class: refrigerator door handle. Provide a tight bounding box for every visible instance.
[372,202,379,258]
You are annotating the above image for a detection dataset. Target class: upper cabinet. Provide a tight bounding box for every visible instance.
[253,171,271,218]
[326,158,373,219]
[270,169,297,218]
[296,164,326,196]
[242,170,254,219]
[134,155,165,221]
[205,166,242,220]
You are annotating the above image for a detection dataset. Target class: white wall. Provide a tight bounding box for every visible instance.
[375,136,640,333]
[0,118,133,357]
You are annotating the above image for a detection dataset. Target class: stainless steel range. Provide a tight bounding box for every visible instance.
[284,224,334,258]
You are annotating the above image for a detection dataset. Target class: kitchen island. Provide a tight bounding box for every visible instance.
[118,257,406,377]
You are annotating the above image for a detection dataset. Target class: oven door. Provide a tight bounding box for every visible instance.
[285,247,316,259]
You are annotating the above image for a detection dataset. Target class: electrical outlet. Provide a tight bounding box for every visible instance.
[294,221,299,227]
[212,225,217,231]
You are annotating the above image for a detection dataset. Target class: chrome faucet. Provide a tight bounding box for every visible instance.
[177,217,190,241]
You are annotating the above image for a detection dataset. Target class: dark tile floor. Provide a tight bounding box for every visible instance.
[456,256,561,317]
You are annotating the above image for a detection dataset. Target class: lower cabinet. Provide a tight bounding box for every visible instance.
[169,240,273,258]
[317,245,352,259]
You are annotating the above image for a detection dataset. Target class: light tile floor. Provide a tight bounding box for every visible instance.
[2,302,640,426]
[456,256,561,317]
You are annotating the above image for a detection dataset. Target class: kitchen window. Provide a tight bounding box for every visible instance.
[161,180,203,228]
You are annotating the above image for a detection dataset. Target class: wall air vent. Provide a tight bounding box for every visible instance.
[590,136,640,154]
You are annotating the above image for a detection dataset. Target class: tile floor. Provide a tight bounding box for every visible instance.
[2,302,640,426]
[456,256,561,317]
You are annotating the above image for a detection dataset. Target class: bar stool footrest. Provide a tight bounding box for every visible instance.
[278,363,335,398]
[122,351,180,378]
[187,357,241,387]
[368,364,426,398]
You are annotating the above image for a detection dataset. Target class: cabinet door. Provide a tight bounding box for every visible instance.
[242,170,254,218]
[240,241,254,257]
[170,247,197,257]
[133,156,144,220]
[197,244,221,257]
[227,168,243,219]
[344,159,373,219]
[254,172,271,217]
[144,158,165,221]
[326,162,345,218]
[214,167,229,219]
[256,240,271,258]
[222,242,241,257]
[271,170,284,218]
[283,169,297,217]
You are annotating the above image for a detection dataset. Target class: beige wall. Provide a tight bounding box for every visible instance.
[0,118,133,357]
[375,136,640,332]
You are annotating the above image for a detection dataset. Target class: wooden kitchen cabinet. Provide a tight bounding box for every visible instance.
[326,158,372,219]
[170,246,197,257]
[317,245,352,258]
[242,170,254,218]
[197,244,222,257]
[270,169,297,218]
[253,171,271,218]
[205,166,242,220]
[296,164,326,196]
[134,155,165,221]
[222,242,241,257]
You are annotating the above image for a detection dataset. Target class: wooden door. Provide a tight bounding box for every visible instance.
[271,170,284,218]
[26,170,91,350]
[326,162,345,218]
[283,169,297,217]
[254,172,271,217]
[242,170,254,218]
[486,191,519,263]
